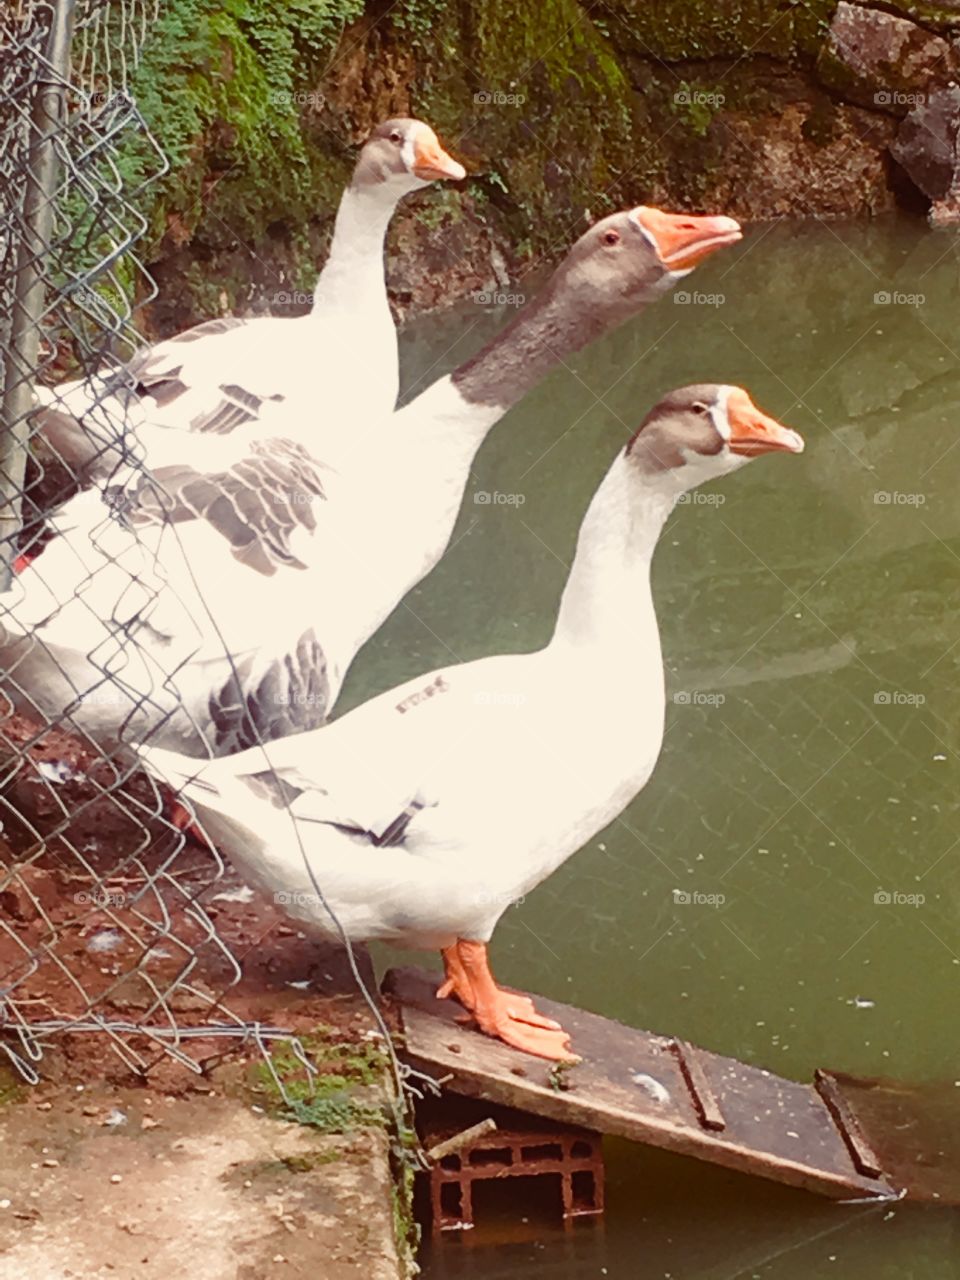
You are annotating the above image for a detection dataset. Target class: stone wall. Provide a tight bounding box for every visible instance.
[123,0,960,330]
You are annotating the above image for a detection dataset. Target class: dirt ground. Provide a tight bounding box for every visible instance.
[0,709,398,1088]
[0,711,409,1278]
[0,1086,402,1280]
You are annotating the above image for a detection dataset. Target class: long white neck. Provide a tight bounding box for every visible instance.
[381,357,507,482]
[314,184,399,312]
[551,456,677,666]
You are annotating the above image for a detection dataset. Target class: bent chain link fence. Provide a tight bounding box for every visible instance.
[0,1,411,1120]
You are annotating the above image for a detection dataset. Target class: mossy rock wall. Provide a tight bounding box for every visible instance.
[121,0,940,332]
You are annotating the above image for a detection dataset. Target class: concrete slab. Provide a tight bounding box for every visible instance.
[0,1085,403,1280]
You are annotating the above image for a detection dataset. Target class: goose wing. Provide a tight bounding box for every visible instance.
[34,316,297,477]
[101,435,328,576]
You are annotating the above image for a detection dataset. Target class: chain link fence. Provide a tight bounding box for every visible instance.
[0,1,409,1117]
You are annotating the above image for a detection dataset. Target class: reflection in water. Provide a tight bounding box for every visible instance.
[337,217,960,1278]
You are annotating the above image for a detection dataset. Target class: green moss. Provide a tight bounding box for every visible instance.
[389,1120,421,1271]
[245,1150,342,1179]
[548,1060,575,1092]
[392,0,455,49]
[669,80,727,136]
[286,1092,385,1134]
[412,185,463,231]
[600,0,837,63]
[253,1032,391,1135]
[0,1067,24,1106]
[125,0,363,261]
[396,0,639,259]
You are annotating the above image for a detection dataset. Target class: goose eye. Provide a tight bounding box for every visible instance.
[602,229,620,246]
[692,402,709,415]
[389,130,403,144]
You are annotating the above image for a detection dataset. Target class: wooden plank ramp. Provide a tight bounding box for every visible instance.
[384,968,900,1202]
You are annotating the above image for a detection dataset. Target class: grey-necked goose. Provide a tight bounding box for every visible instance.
[34,118,465,478]
[1,208,742,758]
[136,385,804,1060]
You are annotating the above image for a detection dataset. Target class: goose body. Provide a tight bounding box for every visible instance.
[139,385,804,1059]
[3,209,742,755]
[35,119,465,479]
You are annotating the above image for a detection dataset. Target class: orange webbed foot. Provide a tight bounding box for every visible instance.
[441,938,579,1062]
[478,1009,579,1062]
[167,796,213,850]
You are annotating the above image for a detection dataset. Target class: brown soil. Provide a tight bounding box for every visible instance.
[0,709,391,1093]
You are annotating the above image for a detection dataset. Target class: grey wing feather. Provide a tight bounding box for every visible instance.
[242,763,432,848]
[206,629,329,754]
[101,316,249,399]
[104,438,327,575]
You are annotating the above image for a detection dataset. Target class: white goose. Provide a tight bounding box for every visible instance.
[1,210,742,757]
[136,385,804,1061]
[35,118,465,479]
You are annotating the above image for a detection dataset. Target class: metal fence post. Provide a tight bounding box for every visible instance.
[0,0,76,588]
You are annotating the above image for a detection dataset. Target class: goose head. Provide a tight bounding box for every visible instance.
[626,384,804,493]
[353,118,466,196]
[544,207,742,322]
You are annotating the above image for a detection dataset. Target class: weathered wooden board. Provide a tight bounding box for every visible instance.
[821,1072,960,1205]
[384,968,899,1202]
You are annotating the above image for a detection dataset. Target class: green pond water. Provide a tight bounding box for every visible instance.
[337,216,960,1277]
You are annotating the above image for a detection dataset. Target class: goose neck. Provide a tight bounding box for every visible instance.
[315,185,397,309]
[450,286,602,411]
[551,458,676,657]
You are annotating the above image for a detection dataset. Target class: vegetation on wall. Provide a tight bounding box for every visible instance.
[98,0,923,329]
[126,0,364,251]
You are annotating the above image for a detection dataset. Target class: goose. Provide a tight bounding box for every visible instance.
[135,385,805,1061]
[33,118,466,479]
[1,208,742,757]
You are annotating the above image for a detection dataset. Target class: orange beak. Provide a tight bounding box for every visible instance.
[412,133,466,182]
[726,388,804,456]
[634,206,742,269]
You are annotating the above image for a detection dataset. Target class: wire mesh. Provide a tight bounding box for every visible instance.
[0,1,407,1108]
